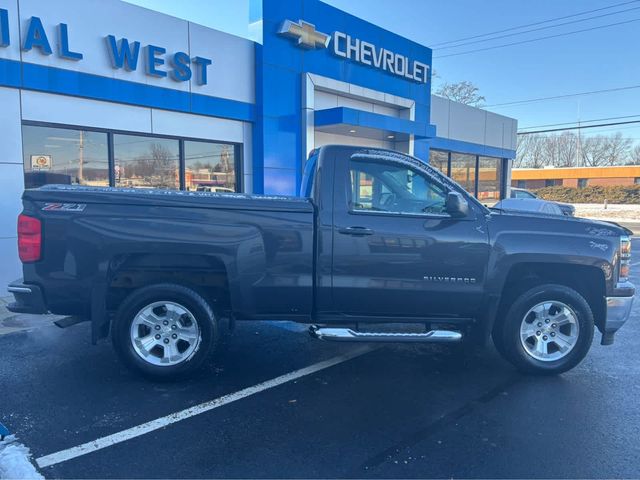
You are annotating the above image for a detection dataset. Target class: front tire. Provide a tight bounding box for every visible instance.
[111,283,218,380]
[493,284,594,375]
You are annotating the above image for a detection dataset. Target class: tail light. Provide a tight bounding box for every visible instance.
[18,214,41,263]
[619,235,631,282]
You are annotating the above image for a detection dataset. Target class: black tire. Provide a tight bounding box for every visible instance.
[111,283,218,380]
[493,284,594,375]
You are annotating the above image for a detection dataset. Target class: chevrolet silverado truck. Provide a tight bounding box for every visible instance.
[8,146,635,379]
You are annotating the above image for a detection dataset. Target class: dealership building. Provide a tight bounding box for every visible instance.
[0,0,517,293]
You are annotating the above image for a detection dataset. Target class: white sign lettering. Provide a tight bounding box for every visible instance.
[278,19,430,84]
[333,31,429,84]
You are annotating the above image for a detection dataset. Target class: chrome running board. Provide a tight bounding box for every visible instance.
[309,326,462,343]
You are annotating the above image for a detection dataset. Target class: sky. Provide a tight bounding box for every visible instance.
[125,0,640,146]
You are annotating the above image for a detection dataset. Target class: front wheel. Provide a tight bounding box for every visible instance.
[111,283,218,380]
[493,284,594,375]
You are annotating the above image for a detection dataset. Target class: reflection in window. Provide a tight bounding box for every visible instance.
[184,141,237,192]
[114,135,179,189]
[349,157,447,215]
[450,153,476,195]
[22,125,109,189]
[429,150,449,176]
[478,156,501,205]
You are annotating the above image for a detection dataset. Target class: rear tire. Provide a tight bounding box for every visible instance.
[111,283,218,380]
[493,284,594,375]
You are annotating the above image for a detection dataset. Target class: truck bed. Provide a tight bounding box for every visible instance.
[21,185,315,320]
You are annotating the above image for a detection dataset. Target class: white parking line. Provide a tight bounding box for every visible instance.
[631,261,640,267]
[35,346,375,469]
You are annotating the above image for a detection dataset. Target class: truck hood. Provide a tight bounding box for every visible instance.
[489,209,630,236]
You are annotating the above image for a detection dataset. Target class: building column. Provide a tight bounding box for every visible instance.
[0,87,24,295]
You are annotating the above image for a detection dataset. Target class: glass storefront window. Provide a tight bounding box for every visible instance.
[114,135,179,189]
[450,153,476,195]
[429,150,449,176]
[22,125,109,189]
[477,156,502,205]
[21,124,242,192]
[184,141,237,192]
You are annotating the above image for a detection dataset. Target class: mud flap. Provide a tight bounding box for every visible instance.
[90,281,109,344]
[470,294,501,347]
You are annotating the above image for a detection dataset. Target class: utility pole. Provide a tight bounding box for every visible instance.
[576,101,582,167]
[78,130,84,183]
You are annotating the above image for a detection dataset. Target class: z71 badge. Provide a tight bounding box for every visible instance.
[42,203,86,212]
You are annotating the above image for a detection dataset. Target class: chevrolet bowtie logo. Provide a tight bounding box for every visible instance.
[278,19,330,49]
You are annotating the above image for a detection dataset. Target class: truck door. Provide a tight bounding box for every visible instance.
[330,149,490,319]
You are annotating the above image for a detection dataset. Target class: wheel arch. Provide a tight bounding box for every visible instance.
[493,262,607,334]
[94,253,234,342]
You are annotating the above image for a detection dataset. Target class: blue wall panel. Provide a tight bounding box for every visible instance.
[0,58,20,88]
[256,0,435,194]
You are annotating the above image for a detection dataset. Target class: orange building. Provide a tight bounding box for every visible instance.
[512,166,640,189]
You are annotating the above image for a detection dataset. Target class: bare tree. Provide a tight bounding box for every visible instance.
[543,134,559,167]
[150,143,177,186]
[601,132,631,166]
[630,144,640,165]
[580,133,631,167]
[556,132,578,167]
[435,80,485,107]
[580,136,608,167]
[130,143,177,186]
[514,135,530,168]
[516,134,547,168]
[516,131,632,168]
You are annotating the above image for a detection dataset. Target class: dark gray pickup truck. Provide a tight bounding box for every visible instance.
[8,145,635,379]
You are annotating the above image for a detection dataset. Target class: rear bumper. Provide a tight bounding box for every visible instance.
[6,279,48,314]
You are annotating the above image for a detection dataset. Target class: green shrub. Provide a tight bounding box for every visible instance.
[535,185,640,204]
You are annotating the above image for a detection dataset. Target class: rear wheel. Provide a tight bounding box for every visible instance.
[493,284,594,375]
[112,283,218,379]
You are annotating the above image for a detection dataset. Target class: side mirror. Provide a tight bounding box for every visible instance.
[445,191,469,218]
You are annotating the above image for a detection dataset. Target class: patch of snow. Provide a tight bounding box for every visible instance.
[574,203,640,221]
[0,436,43,480]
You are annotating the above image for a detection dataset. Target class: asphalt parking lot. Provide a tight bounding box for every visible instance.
[2,238,640,479]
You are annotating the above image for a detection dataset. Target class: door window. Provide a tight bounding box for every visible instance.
[349,158,448,215]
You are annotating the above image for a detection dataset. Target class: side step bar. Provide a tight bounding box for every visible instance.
[309,326,462,343]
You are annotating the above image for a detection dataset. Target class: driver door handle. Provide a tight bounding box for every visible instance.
[338,226,374,236]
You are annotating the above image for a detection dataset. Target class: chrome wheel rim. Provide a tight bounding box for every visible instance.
[130,301,201,367]
[519,301,580,362]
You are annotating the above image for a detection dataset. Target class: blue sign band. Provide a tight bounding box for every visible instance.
[0,58,256,123]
